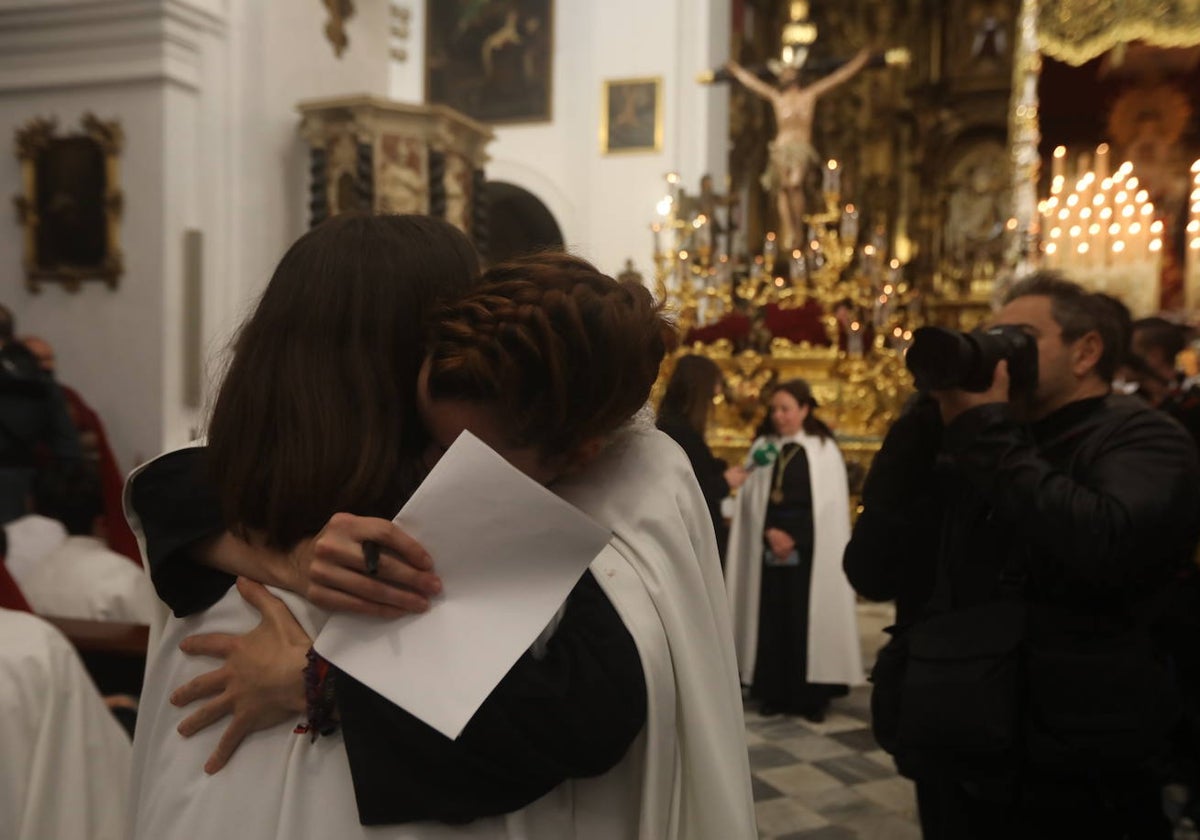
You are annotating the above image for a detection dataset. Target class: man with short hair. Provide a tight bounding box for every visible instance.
[845,272,1200,838]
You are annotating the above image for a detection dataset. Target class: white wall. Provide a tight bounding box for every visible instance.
[0,0,394,470]
[0,0,189,471]
[392,0,731,277]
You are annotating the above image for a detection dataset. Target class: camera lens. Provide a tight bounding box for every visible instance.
[905,327,978,391]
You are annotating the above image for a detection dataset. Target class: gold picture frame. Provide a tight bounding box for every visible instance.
[12,114,124,293]
[601,77,663,155]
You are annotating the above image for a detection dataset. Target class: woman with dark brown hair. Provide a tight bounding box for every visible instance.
[724,379,863,720]
[655,355,747,563]
[127,236,755,839]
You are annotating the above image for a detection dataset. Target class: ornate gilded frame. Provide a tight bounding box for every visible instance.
[600,76,663,155]
[13,114,124,293]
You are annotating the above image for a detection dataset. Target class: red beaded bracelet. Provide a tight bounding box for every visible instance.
[303,648,338,741]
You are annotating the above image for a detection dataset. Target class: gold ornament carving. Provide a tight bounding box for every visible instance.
[1038,0,1200,66]
[323,0,355,58]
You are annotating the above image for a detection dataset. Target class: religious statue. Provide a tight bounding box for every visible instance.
[724,48,871,251]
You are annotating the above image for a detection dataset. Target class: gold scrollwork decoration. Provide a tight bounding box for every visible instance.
[12,113,124,293]
[1038,0,1200,66]
[323,0,356,59]
[654,337,913,479]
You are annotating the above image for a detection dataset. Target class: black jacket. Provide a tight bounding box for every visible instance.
[845,392,1200,767]
[846,392,1200,619]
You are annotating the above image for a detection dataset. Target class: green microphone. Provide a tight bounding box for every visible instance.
[750,440,779,467]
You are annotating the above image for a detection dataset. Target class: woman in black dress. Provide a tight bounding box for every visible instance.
[728,379,857,720]
[655,355,746,563]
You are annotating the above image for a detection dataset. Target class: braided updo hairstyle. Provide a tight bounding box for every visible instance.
[426,251,677,462]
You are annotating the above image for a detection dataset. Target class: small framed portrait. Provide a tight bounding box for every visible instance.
[12,114,123,293]
[601,77,663,155]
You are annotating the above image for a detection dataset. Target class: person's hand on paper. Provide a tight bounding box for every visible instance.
[290,513,443,618]
[171,578,311,774]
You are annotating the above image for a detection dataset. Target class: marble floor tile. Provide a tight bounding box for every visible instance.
[793,713,871,736]
[757,763,847,798]
[752,743,810,770]
[813,754,898,786]
[756,797,830,837]
[829,727,882,753]
[753,773,788,802]
[841,812,924,840]
[778,826,860,840]
[850,777,918,817]
[860,749,897,773]
[802,786,889,822]
[774,733,856,762]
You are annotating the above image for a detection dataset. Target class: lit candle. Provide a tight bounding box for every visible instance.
[823,160,841,198]
[763,231,778,266]
[790,248,806,283]
[848,321,864,356]
[1052,145,1066,182]
[840,204,859,246]
[675,249,689,292]
[693,215,712,263]
[1095,143,1110,182]
[665,171,681,205]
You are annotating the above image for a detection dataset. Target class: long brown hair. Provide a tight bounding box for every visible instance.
[657,354,722,436]
[426,251,677,461]
[207,214,481,549]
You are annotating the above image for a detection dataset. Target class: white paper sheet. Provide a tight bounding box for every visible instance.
[313,430,612,739]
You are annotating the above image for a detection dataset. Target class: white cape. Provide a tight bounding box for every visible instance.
[724,432,864,687]
[127,425,755,840]
[0,608,132,840]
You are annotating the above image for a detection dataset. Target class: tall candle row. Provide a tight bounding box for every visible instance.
[1039,146,1161,270]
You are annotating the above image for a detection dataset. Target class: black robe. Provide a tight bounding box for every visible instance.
[751,442,843,714]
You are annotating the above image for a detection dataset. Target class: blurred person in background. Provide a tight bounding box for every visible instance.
[22,335,140,563]
[656,354,747,565]
[0,306,80,523]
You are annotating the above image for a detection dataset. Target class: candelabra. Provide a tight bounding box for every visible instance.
[1038,144,1163,315]
[650,167,919,354]
[648,170,921,475]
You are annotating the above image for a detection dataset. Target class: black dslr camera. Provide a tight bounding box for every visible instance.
[905,325,1038,394]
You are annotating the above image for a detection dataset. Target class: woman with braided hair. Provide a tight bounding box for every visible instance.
[127,226,755,839]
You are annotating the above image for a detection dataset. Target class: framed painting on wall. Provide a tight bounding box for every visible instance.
[12,114,123,293]
[601,77,662,154]
[426,0,553,124]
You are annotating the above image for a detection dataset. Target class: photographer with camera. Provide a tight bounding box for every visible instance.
[845,272,1200,838]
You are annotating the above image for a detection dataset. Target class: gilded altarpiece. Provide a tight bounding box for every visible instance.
[689,0,1022,485]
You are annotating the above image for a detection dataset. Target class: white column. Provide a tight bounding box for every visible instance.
[1005,0,1041,287]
